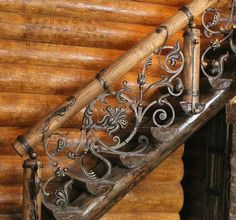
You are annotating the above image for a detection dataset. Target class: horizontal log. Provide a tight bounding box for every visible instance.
[0,92,85,127]
[0,156,61,184]
[0,127,26,155]
[0,90,156,127]
[0,0,177,26]
[0,214,21,220]
[0,12,147,50]
[2,127,182,157]
[133,0,191,7]
[145,157,183,182]
[102,213,180,220]
[0,0,206,27]
[133,0,228,8]
[0,185,22,214]
[0,146,183,186]
[0,39,168,75]
[0,184,182,214]
[0,39,122,70]
[109,183,183,213]
[0,63,160,95]
[0,11,184,50]
[0,126,153,155]
[0,38,209,76]
[0,150,184,184]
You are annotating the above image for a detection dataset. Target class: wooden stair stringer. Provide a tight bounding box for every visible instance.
[45,71,236,220]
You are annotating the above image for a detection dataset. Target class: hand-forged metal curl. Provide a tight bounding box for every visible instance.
[201,2,236,89]
[40,40,185,209]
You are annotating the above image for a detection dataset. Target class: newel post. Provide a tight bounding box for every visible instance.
[23,157,43,220]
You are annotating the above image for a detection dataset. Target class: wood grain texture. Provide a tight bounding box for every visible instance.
[10,1,180,156]
[0,11,155,50]
[11,0,219,157]
[108,183,183,213]
[0,185,22,214]
[0,127,133,155]
[11,0,221,157]
[133,0,191,7]
[0,63,160,95]
[0,214,21,220]
[0,39,181,75]
[0,91,155,128]
[0,39,122,70]
[0,0,177,26]
[0,11,188,51]
[183,27,201,104]
[101,213,180,220]
[0,153,184,185]
[0,156,57,184]
[0,92,86,127]
[102,146,184,219]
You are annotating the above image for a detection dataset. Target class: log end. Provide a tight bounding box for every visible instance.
[12,138,27,158]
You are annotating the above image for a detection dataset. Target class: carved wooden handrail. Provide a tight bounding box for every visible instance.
[12,0,228,157]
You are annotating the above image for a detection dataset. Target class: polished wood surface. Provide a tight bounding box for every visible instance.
[183,27,201,104]
[0,0,176,26]
[134,0,190,6]
[0,11,154,50]
[0,64,159,95]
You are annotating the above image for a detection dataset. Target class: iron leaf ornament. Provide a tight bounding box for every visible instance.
[201,0,236,89]
[41,40,185,210]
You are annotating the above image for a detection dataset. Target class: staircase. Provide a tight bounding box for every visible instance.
[0,0,235,219]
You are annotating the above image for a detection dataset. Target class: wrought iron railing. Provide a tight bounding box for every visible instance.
[12,0,236,219]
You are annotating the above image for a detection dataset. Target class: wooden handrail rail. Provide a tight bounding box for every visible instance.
[12,0,227,157]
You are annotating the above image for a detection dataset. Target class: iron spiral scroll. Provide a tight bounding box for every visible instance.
[201,0,236,90]
[41,40,185,210]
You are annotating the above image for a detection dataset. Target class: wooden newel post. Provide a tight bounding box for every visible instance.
[23,159,43,220]
[180,24,205,114]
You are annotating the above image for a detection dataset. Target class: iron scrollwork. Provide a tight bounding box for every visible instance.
[201,1,236,89]
[41,40,185,210]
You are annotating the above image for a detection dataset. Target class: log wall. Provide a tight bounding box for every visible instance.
[0,0,211,219]
[102,146,184,220]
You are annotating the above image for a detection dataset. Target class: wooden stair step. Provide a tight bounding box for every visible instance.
[68,163,115,196]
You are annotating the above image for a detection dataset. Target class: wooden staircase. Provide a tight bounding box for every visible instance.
[0,0,234,219]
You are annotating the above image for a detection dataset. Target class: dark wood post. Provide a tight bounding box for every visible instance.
[23,159,43,220]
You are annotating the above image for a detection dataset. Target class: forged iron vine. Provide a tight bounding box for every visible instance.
[201,0,236,89]
[40,40,185,210]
